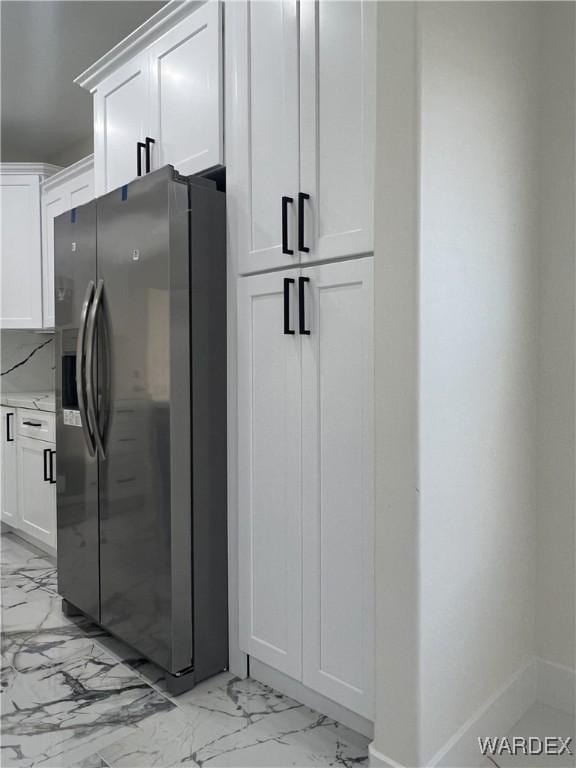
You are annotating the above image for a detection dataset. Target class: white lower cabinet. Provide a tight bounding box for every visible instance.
[17,436,57,550]
[1,405,56,552]
[238,257,374,718]
[1,407,19,527]
[238,269,303,680]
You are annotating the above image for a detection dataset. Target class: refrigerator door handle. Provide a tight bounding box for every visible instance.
[76,281,97,457]
[86,279,107,460]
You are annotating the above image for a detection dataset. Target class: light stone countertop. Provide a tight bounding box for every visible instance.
[0,391,55,412]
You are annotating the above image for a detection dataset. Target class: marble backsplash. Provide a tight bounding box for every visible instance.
[0,330,55,393]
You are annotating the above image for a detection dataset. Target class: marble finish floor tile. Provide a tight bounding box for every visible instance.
[1,534,174,768]
[1,531,370,768]
[98,676,369,768]
[1,534,54,572]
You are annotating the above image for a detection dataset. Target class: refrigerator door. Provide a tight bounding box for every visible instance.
[96,167,193,673]
[55,201,100,622]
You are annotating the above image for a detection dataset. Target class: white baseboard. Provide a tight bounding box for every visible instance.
[369,742,408,768]
[1,523,56,560]
[369,659,537,768]
[429,659,537,767]
[536,657,576,715]
[249,657,374,739]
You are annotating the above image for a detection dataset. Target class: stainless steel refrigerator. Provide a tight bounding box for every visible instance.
[54,166,227,694]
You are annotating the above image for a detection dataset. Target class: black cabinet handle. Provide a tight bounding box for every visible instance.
[283,278,295,335]
[137,142,146,177]
[49,450,56,484]
[282,196,294,255]
[6,412,14,442]
[298,276,310,335]
[145,137,155,173]
[43,448,51,482]
[298,192,310,253]
[23,420,42,427]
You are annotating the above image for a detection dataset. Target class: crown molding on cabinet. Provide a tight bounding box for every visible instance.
[74,0,208,92]
[0,163,61,178]
[41,155,94,193]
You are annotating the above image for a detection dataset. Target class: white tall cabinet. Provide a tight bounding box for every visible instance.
[230,0,376,275]
[41,156,94,328]
[237,258,375,719]
[77,0,223,196]
[231,0,376,722]
[0,164,60,329]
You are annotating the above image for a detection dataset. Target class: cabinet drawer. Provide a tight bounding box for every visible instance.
[17,408,55,442]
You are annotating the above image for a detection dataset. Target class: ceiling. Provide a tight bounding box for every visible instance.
[1,1,165,165]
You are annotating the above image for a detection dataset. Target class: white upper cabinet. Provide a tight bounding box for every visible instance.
[93,56,151,195]
[0,164,59,329]
[231,0,300,273]
[148,0,223,176]
[231,0,376,275]
[41,156,94,328]
[77,0,224,196]
[299,0,376,264]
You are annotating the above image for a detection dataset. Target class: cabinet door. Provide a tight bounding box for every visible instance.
[17,437,56,550]
[0,407,19,526]
[93,55,151,195]
[234,0,300,274]
[0,175,43,328]
[301,257,374,717]
[238,270,302,679]
[42,169,94,328]
[299,0,376,263]
[148,0,223,176]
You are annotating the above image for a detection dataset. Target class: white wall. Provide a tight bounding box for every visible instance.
[418,3,540,761]
[373,3,420,766]
[535,3,575,673]
[373,3,574,766]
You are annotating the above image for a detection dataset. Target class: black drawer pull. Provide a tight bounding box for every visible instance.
[145,137,155,173]
[282,196,294,255]
[283,278,295,335]
[49,450,56,484]
[43,448,51,482]
[137,141,146,176]
[6,412,14,442]
[23,420,42,427]
[298,192,310,253]
[299,276,311,335]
